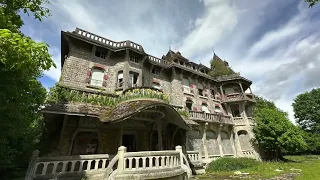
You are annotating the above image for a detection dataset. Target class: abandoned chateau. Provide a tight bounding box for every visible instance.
[25,28,259,180]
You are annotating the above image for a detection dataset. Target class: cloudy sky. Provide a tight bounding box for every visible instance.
[21,0,320,121]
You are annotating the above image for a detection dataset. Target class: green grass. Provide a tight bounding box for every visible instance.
[199,155,320,180]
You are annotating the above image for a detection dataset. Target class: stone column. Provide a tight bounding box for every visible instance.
[91,45,96,56]
[201,123,209,160]
[117,146,127,174]
[217,124,224,157]
[119,122,124,146]
[238,81,244,94]
[25,150,39,180]
[157,118,163,150]
[233,129,242,157]
[58,115,68,150]
[230,127,237,156]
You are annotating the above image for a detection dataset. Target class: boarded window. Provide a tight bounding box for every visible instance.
[187,130,204,155]
[206,131,220,155]
[221,131,233,155]
[90,68,104,87]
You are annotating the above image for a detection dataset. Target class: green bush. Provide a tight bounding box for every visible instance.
[207,157,259,172]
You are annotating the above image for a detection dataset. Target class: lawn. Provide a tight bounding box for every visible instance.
[198,155,320,180]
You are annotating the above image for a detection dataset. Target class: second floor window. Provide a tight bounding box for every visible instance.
[202,103,210,113]
[129,71,139,87]
[152,67,160,75]
[130,56,139,63]
[90,68,104,87]
[186,100,193,111]
[117,71,123,87]
[95,47,107,59]
[198,89,203,96]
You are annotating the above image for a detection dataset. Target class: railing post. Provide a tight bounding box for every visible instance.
[117,146,127,174]
[25,150,39,180]
[175,145,183,167]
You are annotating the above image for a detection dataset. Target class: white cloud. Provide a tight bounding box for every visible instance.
[21,0,320,122]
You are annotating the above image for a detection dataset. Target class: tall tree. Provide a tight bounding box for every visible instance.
[292,88,320,153]
[253,97,307,160]
[209,54,235,78]
[0,0,55,178]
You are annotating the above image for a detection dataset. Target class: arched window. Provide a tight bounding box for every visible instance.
[202,103,210,113]
[153,82,161,90]
[215,105,221,113]
[71,131,99,155]
[206,130,219,155]
[187,130,204,155]
[90,68,104,87]
[220,131,233,155]
[238,130,251,150]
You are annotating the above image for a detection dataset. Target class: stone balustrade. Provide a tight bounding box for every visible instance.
[25,152,110,180]
[233,117,247,125]
[242,150,255,157]
[106,146,192,180]
[148,55,170,66]
[75,28,143,52]
[186,151,201,163]
[189,111,233,124]
[247,117,255,125]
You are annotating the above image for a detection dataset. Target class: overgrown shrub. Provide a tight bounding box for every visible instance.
[207,157,259,172]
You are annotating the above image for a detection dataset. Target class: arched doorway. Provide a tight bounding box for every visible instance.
[71,131,99,155]
[238,130,251,150]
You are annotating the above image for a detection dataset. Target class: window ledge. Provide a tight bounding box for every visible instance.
[86,85,105,90]
[183,92,194,96]
[199,96,208,99]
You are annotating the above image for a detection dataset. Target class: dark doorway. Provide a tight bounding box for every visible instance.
[122,134,136,152]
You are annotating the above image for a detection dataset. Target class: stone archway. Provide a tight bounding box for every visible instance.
[206,130,220,156]
[221,131,233,155]
[71,131,99,155]
[237,130,251,150]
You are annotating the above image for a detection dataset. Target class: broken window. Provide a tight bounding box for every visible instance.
[129,56,139,63]
[128,71,139,88]
[152,67,160,75]
[231,104,241,117]
[90,68,104,87]
[95,47,107,59]
[186,100,193,111]
[202,103,210,113]
[117,71,123,87]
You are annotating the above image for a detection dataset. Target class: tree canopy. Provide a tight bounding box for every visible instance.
[292,88,320,153]
[0,0,54,178]
[304,0,319,7]
[253,97,307,160]
[209,54,235,78]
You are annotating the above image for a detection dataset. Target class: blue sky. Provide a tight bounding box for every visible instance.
[21,0,320,121]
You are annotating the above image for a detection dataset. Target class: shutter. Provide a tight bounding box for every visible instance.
[104,74,108,80]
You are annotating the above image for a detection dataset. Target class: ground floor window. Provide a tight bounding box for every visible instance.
[71,131,98,155]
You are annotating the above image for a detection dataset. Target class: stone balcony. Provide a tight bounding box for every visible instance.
[222,93,256,103]
[188,111,233,125]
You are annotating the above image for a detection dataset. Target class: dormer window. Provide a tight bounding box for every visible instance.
[95,47,107,59]
[152,67,160,75]
[130,56,139,63]
[90,68,104,87]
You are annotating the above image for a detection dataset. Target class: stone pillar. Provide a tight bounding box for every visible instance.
[230,127,237,156]
[217,124,224,157]
[119,122,123,146]
[25,150,39,180]
[117,146,127,174]
[201,123,209,160]
[91,45,96,56]
[233,129,242,157]
[58,115,68,150]
[157,118,163,150]
[238,81,244,94]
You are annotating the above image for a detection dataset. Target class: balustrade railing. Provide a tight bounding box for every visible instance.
[188,111,233,124]
[186,151,201,163]
[75,28,142,52]
[233,117,247,125]
[25,152,110,180]
[148,55,170,65]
